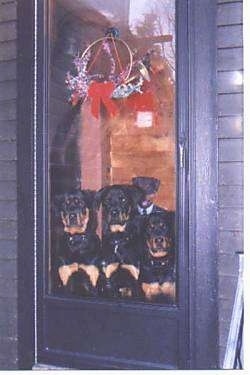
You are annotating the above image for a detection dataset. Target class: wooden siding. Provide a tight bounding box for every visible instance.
[0,0,18,370]
[217,0,243,367]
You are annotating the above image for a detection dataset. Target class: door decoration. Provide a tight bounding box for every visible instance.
[65,28,153,119]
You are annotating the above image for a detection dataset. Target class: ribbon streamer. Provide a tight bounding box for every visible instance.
[88,81,119,119]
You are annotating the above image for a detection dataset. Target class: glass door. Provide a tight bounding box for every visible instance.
[37,0,189,369]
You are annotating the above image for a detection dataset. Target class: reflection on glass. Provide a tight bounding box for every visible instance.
[49,0,176,304]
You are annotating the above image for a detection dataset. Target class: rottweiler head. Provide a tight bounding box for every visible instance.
[145,212,175,258]
[95,184,144,232]
[67,233,92,254]
[55,189,96,235]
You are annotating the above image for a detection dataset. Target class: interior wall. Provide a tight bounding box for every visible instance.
[107,69,175,210]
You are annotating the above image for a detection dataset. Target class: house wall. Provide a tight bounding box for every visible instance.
[0,0,244,369]
[217,0,243,367]
[0,0,18,369]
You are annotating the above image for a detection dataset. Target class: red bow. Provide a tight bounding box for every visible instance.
[88,81,118,119]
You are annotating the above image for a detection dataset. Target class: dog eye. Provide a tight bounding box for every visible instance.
[104,198,111,206]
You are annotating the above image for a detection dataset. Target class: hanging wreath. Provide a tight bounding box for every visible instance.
[65,28,151,118]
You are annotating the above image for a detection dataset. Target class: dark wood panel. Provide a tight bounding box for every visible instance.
[0,277,17,297]
[188,0,218,369]
[0,239,17,259]
[0,2,17,22]
[0,182,17,201]
[219,162,243,185]
[0,310,17,338]
[0,100,16,120]
[218,0,243,4]
[219,323,233,349]
[0,81,17,101]
[0,140,16,160]
[219,230,243,254]
[0,5,18,364]
[218,208,243,231]
[16,0,35,368]
[217,25,243,48]
[0,61,16,82]
[0,120,16,141]
[218,253,239,277]
[219,185,243,207]
[218,0,242,3]
[218,93,243,116]
[0,259,17,279]
[0,201,17,219]
[218,115,243,138]
[44,299,179,369]
[217,71,243,94]
[217,47,243,71]
[0,40,16,61]
[217,2,242,26]
[218,275,238,299]
[0,21,16,42]
[219,138,243,162]
[219,296,238,323]
[0,160,16,180]
[0,219,17,239]
[0,337,18,368]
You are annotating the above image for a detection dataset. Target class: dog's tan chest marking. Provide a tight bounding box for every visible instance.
[104,262,119,278]
[121,264,140,280]
[58,263,78,286]
[78,264,99,287]
[110,223,126,232]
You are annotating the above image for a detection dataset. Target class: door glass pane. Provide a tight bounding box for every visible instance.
[48,0,176,304]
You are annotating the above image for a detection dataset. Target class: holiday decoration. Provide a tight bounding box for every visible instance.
[111,76,144,99]
[65,29,153,118]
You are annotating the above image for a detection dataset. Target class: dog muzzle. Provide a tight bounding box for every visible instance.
[147,237,173,258]
[61,208,89,235]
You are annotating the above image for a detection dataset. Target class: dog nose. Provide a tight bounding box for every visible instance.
[111,209,119,216]
[156,237,164,244]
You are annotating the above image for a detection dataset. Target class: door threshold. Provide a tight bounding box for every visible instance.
[33,363,71,370]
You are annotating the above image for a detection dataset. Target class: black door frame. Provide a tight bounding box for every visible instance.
[17,0,218,369]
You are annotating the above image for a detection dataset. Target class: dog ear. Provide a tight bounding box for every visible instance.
[125,185,145,207]
[93,186,109,210]
[167,211,175,239]
[81,189,96,209]
[52,193,65,217]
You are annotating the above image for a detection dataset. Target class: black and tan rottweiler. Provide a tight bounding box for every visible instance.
[139,211,176,303]
[95,184,144,298]
[53,189,101,297]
